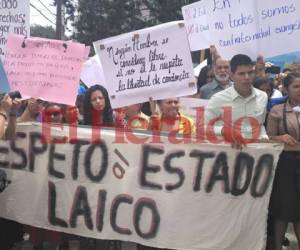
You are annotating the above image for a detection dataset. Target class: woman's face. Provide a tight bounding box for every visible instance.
[159,98,180,118]
[91,90,105,111]
[287,78,300,103]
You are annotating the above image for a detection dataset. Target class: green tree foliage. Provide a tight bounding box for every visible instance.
[142,0,198,25]
[73,0,146,46]
[30,25,56,39]
[72,0,198,46]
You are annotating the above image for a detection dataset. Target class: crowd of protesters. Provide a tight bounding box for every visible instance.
[0,46,300,250]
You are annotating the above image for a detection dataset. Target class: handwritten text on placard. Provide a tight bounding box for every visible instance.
[4,34,86,105]
[0,0,29,59]
[182,0,210,51]
[205,0,300,59]
[94,22,196,108]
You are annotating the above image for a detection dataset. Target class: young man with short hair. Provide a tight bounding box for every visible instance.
[204,54,268,143]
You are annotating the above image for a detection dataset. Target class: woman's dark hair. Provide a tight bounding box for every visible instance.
[197,65,213,91]
[283,72,300,89]
[253,77,274,91]
[83,85,114,126]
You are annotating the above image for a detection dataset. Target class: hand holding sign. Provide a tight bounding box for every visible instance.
[149,97,159,116]
[210,45,221,65]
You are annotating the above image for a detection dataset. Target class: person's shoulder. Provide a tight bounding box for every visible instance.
[253,87,266,96]
[200,80,219,91]
[180,114,195,125]
[200,83,212,92]
[271,102,284,111]
[253,87,268,100]
[210,85,233,99]
[181,113,193,121]
[269,102,284,118]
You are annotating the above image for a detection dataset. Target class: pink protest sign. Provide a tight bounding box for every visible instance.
[4,34,86,105]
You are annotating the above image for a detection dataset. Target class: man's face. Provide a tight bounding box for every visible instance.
[231,65,255,89]
[214,58,230,82]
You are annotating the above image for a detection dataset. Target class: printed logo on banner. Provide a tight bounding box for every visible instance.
[40,106,262,145]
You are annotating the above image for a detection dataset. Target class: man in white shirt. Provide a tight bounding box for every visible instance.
[204,54,268,144]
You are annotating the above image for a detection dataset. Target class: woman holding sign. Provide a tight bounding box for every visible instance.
[267,72,300,250]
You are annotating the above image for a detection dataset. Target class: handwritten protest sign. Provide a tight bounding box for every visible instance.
[0,0,29,60]
[182,0,210,51]
[205,0,300,60]
[258,1,300,59]
[94,21,196,109]
[3,34,86,105]
[80,55,106,88]
[0,59,10,93]
[0,123,283,250]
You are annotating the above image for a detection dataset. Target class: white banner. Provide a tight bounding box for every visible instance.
[0,124,283,250]
[182,0,210,51]
[204,0,300,60]
[94,21,196,109]
[180,97,208,121]
[0,0,29,59]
